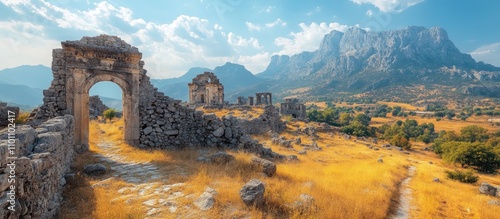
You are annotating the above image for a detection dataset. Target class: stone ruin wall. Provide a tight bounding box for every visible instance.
[0,35,288,218]
[138,74,285,157]
[89,95,109,119]
[0,116,75,219]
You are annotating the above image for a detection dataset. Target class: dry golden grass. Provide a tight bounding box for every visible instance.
[60,108,500,219]
[378,101,420,111]
[410,162,500,219]
[371,114,499,133]
[201,107,264,119]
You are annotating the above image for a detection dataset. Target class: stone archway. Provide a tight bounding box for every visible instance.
[31,35,143,150]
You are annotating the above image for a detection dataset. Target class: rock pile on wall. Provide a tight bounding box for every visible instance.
[137,74,284,158]
[236,106,286,135]
[89,95,109,119]
[0,116,75,219]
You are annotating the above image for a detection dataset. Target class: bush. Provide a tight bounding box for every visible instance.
[103,108,117,120]
[441,141,499,173]
[15,112,30,124]
[445,170,478,184]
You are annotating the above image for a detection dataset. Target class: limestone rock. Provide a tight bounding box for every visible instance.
[240,179,265,207]
[251,157,277,177]
[194,188,217,211]
[479,182,498,197]
[209,152,234,164]
[83,163,107,176]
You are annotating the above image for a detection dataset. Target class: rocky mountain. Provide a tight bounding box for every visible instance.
[152,62,263,101]
[257,26,500,100]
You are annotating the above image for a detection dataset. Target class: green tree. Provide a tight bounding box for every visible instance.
[103,108,117,120]
[460,125,489,142]
[441,141,499,173]
[353,113,371,126]
[339,112,351,126]
[390,134,411,150]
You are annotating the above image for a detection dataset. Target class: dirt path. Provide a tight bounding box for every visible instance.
[390,165,417,219]
[91,140,198,218]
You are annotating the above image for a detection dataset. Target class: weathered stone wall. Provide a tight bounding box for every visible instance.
[138,75,285,156]
[237,106,286,135]
[0,115,75,219]
[89,95,109,119]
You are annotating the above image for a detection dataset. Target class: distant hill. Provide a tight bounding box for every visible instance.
[0,83,43,106]
[99,96,122,111]
[0,65,52,89]
[255,26,500,101]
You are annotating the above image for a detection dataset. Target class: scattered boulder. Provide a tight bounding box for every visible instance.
[292,194,316,213]
[295,137,302,145]
[208,152,235,164]
[377,158,383,163]
[83,163,107,176]
[488,200,500,206]
[194,187,217,211]
[240,179,265,207]
[433,178,440,183]
[287,155,299,162]
[479,182,498,197]
[251,157,277,177]
[298,150,307,155]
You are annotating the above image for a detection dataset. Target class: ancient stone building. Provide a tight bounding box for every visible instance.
[280,98,306,119]
[255,92,272,106]
[188,72,224,105]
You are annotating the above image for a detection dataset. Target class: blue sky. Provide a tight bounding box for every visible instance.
[1,0,499,79]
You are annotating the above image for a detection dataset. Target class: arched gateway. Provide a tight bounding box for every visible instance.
[31,35,142,149]
[30,35,282,152]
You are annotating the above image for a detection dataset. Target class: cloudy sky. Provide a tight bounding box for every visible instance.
[1,0,499,79]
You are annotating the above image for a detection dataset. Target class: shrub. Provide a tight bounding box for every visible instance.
[15,112,31,124]
[445,170,478,184]
[103,108,117,120]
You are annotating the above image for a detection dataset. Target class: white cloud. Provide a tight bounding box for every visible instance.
[470,43,500,67]
[351,0,424,13]
[0,1,272,78]
[0,20,59,69]
[237,52,271,74]
[227,32,262,49]
[274,22,349,55]
[245,21,262,31]
[259,6,275,13]
[265,18,286,28]
[366,9,373,17]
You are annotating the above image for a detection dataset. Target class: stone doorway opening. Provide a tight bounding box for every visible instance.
[88,81,123,127]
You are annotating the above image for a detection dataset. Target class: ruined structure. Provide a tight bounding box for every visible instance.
[236,96,254,106]
[188,72,224,105]
[0,116,75,219]
[89,95,109,119]
[255,92,272,106]
[30,35,142,149]
[6,35,288,218]
[280,98,306,119]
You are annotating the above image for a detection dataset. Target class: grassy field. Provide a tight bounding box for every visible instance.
[59,106,500,218]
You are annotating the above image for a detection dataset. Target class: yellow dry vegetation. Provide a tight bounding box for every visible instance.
[378,101,420,111]
[371,114,499,133]
[59,108,500,219]
[201,107,264,119]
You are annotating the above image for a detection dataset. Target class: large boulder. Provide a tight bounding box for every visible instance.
[209,152,235,164]
[83,163,107,176]
[251,157,277,177]
[239,179,265,207]
[479,182,498,197]
[194,187,217,211]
